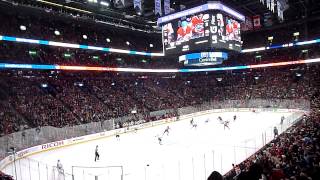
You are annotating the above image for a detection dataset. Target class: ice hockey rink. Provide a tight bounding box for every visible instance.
[2,111,303,180]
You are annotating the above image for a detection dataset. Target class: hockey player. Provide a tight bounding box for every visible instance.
[190,118,197,128]
[158,136,162,145]
[192,123,198,128]
[116,134,120,141]
[190,118,194,126]
[273,127,279,138]
[163,126,170,136]
[280,116,285,125]
[94,145,100,162]
[233,115,237,121]
[205,118,210,123]
[223,121,230,130]
[218,116,223,124]
[57,159,64,174]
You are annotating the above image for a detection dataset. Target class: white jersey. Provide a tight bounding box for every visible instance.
[57,161,64,174]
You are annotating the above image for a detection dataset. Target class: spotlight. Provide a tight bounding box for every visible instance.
[41,83,48,88]
[20,25,26,31]
[54,30,60,36]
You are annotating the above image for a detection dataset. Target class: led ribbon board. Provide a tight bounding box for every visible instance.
[0,35,320,56]
[1,58,320,72]
[0,36,163,57]
[179,52,228,66]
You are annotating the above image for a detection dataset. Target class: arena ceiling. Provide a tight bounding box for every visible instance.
[2,0,320,32]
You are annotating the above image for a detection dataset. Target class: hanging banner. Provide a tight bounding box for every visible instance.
[133,0,142,12]
[264,12,273,27]
[277,1,283,20]
[253,15,261,28]
[155,0,162,16]
[241,16,253,31]
[277,0,289,21]
[271,0,275,12]
[266,0,271,9]
[164,0,170,15]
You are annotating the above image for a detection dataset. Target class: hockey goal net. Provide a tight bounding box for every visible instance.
[71,166,123,180]
[51,166,72,180]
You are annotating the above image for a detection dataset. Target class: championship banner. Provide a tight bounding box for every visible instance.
[155,0,162,16]
[164,0,170,15]
[253,15,261,28]
[277,0,289,21]
[263,12,273,27]
[266,0,270,9]
[271,0,275,12]
[277,1,284,20]
[133,0,142,12]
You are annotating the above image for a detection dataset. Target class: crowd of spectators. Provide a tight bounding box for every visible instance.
[224,110,320,180]
[0,62,319,135]
[0,171,13,180]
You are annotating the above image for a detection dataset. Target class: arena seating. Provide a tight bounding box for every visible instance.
[0,2,320,180]
[0,63,319,135]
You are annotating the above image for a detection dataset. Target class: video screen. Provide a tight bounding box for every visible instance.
[162,12,242,55]
[162,13,211,54]
[211,13,242,51]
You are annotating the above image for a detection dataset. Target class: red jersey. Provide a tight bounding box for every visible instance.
[177,26,192,38]
[226,24,233,34]
[191,16,204,33]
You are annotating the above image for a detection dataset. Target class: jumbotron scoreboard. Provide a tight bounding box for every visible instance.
[157,2,245,66]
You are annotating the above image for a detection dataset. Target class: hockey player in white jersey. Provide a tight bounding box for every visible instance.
[163,126,170,136]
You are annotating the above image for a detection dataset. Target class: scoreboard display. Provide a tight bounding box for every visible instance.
[161,12,242,55]
[162,13,211,54]
[211,13,242,52]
